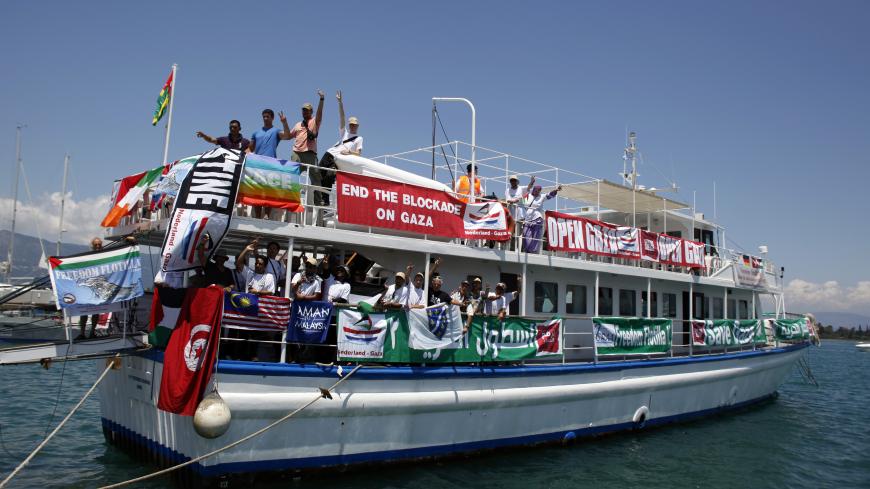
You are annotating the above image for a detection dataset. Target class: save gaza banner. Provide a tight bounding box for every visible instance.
[48,245,144,315]
[336,172,510,241]
[691,320,766,347]
[593,317,672,355]
[337,304,561,363]
[545,211,705,268]
[160,147,245,272]
[238,153,303,211]
[768,318,810,341]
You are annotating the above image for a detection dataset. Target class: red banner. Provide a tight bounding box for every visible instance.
[336,173,509,240]
[545,211,705,268]
[157,285,224,416]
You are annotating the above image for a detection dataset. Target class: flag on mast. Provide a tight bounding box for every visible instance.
[152,70,173,126]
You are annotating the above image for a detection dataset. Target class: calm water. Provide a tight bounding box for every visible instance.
[0,340,867,489]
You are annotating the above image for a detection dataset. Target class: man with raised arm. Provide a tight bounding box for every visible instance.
[287,90,326,211]
[483,279,522,321]
[248,109,293,219]
[195,120,251,151]
[236,239,276,296]
[522,176,562,253]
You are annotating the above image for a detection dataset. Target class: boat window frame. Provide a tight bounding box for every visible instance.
[534,281,559,314]
[565,284,587,315]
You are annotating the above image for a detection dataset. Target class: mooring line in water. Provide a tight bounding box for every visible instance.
[98,363,365,489]
[0,353,121,489]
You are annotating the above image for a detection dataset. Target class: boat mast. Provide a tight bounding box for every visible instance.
[56,153,69,256]
[431,98,476,202]
[6,125,24,283]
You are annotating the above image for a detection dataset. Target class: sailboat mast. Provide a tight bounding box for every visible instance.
[57,154,69,256]
[7,125,23,282]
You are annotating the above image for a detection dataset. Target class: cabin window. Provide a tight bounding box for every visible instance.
[534,281,558,314]
[598,287,613,316]
[727,299,736,319]
[739,300,749,319]
[662,293,677,318]
[642,291,658,317]
[619,289,636,316]
[565,284,587,315]
[712,297,724,319]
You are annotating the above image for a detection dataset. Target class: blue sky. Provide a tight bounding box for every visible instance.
[1,1,868,312]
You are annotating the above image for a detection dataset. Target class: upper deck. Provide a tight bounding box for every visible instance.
[107,140,782,294]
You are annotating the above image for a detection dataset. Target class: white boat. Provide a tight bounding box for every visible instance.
[857,343,870,352]
[96,126,816,487]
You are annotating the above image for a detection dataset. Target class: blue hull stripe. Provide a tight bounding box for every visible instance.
[137,342,808,380]
[102,392,777,477]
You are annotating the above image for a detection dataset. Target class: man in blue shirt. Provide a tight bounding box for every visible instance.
[248,109,293,158]
[247,109,293,218]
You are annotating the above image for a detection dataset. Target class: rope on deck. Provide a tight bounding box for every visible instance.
[0,353,121,489]
[98,363,365,489]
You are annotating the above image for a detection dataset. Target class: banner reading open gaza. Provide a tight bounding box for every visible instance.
[546,211,705,268]
[336,173,510,240]
[160,147,245,272]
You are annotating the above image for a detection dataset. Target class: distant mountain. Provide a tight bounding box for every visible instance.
[0,230,89,283]
[813,311,870,329]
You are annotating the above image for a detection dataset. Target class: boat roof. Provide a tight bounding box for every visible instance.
[559,179,689,214]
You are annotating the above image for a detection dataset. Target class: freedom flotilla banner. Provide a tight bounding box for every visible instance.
[593,317,672,355]
[691,319,766,347]
[336,172,510,241]
[48,245,144,315]
[546,211,705,269]
[337,306,561,363]
[160,147,245,272]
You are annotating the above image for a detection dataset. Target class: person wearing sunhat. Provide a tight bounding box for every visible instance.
[380,271,410,310]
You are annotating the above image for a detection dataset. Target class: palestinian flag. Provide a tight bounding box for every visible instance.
[148,286,187,348]
[101,165,167,227]
[152,70,173,126]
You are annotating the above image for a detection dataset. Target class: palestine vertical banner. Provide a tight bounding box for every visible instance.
[160,147,245,272]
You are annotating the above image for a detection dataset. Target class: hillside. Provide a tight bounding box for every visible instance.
[0,230,90,282]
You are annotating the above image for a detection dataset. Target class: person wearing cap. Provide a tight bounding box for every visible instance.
[522,175,562,253]
[380,271,410,310]
[483,278,522,320]
[504,174,525,248]
[236,239,276,296]
[292,257,323,301]
[328,90,363,157]
[455,163,483,203]
[404,264,426,309]
[287,90,327,210]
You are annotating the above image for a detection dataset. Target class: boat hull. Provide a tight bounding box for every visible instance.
[97,344,807,482]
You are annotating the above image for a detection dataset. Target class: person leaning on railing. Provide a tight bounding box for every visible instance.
[482,279,522,322]
[454,163,483,203]
[291,257,323,301]
[236,239,276,296]
[195,119,251,151]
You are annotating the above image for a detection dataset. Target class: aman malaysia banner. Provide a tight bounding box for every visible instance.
[545,211,705,268]
[336,173,509,241]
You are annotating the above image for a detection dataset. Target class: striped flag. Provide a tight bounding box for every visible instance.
[152,70,173,126]
[223,291,291,331]
[101,165,167,227]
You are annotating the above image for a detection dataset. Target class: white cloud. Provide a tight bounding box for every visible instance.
[785,278,870,314]
[0,192,111,246]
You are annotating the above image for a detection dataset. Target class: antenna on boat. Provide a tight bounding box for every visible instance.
[621,131,638,188]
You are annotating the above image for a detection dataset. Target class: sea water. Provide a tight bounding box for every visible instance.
[0,340,867,488]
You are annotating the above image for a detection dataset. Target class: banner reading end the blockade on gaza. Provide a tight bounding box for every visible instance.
[337,306,561,363]
[48,245,144,315]
[336,172,510,241]
[691,320,766,347]
[593,317,672,355]
[545,211,705,269]
[160,147,245,272]
[768,318,810,341]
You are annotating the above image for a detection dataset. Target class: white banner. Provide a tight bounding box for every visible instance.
[408,304,465,350]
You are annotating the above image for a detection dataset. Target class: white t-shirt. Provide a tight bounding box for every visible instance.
[505,185,525,220]
[484,291,516,315]
[407,284,425,307]
[383,283,409,306]
[327,129,363,157]
[247,271,276,295]
[291,272,322,297]
[523,191,554,222]
[324,276,351,302]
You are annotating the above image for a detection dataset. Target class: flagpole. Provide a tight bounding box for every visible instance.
[161,63,177,166]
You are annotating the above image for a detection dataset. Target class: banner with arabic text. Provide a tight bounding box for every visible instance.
[593,317,672,355]
[769,318,809,341]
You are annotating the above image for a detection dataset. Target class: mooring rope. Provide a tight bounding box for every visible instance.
[98,363,364,489]
[0,353,121,489]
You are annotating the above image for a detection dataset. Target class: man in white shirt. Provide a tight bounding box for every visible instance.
[324,265,351,303]
[380,272,409,310]
[483,279,522,321]
[328,90,363,158]
[236,239,276,296]
[522,176,562,253]
[292,257,323,301]
[504,175,525,250]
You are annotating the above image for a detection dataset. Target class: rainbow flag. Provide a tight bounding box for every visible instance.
[238,153,304,211]
[101,165,167,227]
[151,70,173,126]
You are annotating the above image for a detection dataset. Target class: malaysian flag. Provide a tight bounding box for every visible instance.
[222,291,291,331]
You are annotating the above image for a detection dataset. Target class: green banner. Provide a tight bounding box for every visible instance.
[593,317,672,355]
[691,320,765,347]
[337,307,562,363]
[771,318,809,340]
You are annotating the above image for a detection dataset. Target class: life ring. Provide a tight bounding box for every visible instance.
[633,406,649,429]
